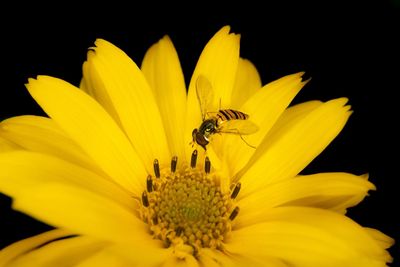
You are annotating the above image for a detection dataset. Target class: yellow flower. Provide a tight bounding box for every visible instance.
[0,26,393,266]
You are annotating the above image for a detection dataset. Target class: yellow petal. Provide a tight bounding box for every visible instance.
[0,229,70,266]
[198,249,239,267]
[231,100,320,179]
[236,172,376,227]
[185,26,240,161]
[26,76,146,196]
[1,235,107,267]
[190,26,240,109]
[109,244,173,267]
[75,249,132,267]
[198,248,287,267]
[364,227,395,250]
[161,255,199,267]
[82,61,123,128]
[0,151,136,211]
[84,39,170,171]
[226,207,393,266]
[238,98,351,197]
[141,36,187,161]
[79,77,89,93]
[230,58,261,109]
[267,100,323,132]
[12,183,157,248]
[224,72,307,177]
[0,115,102,174]
[196,249,221,267]
[0,135,20,151]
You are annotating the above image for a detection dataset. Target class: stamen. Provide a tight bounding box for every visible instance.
[230,183,241,199]
[230,183,236,190]
[153,159,160,178]
[171,156,178,173]
[175,226,184,236]
[229,206,240,221]
[146,175,153,192]
[191,150,198,168]
[142,191,149,207]
[204,156,211,173]
[140,163,239,252]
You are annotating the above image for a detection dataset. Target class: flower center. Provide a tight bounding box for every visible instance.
[139,150,240,253]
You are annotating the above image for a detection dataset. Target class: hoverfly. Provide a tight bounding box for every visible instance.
[191,75,259,150]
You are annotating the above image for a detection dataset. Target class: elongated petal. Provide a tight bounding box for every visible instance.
[141,36,187,160]
[236,172,376,227]
[0,151,135,211]
[102,244,174,267]
[226,207,393,266]
[79,77,89,94]
[75,249,133,267]
[81,63,123,128]
[0,135,20,151]
[26,76,146,196]
[1,235,107,267]
[198,248,287,267]
[224,72,307,177]
[0,229,71,265]
[197,249,222,267]
[189,26,240,109]
[161,255,199,267]
[84,39,170,171]
[0,115,102,174]
[230,100,320,181]
[12,183,159,248]
[267,100,323,132]
[238,98,351,197]
[185,26,240,161]
[364,228,395,250]
[230,58,261,109]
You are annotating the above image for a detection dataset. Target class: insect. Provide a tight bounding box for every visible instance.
[191,75,259,150]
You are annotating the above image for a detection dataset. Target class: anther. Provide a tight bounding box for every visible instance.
[191,150,198,168]
[230,183,236,190]
[153,159,160,178]
[171,156,178,173]
[146,175,153,192]
[175,226,184,236]
[230,183,241,199]
[142,191,149,207]
[229,206,240,221]
[204,156,211,174]
[139,166,236,250]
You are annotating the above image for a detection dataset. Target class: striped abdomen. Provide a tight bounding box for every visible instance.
[216,109,249,125]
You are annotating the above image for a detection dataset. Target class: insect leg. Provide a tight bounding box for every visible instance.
[225,128,257,149]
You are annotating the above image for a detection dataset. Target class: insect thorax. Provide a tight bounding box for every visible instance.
[199,119,217,138]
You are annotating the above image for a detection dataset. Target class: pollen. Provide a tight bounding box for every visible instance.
[139,151,240,253]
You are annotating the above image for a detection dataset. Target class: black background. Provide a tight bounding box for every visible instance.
[0,2,398,263]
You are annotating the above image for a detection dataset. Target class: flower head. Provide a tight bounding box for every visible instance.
[0,26,393,266]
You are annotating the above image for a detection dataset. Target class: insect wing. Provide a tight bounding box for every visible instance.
[218,120,259,135]
[196,75,214,120]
